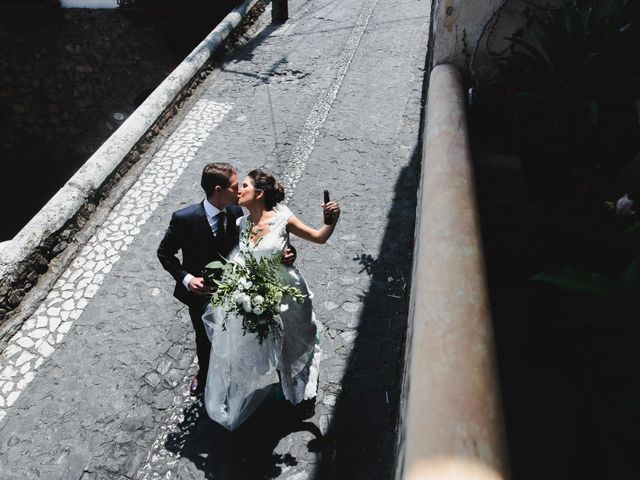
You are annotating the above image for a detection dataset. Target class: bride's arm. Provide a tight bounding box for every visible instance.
[286,201,341,244]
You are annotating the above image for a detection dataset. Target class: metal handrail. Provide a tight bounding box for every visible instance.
[398,64,509,480]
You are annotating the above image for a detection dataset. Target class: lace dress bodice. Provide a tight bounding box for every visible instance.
[233,206,292,263]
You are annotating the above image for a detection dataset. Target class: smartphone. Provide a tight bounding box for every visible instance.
[323,190,332,225]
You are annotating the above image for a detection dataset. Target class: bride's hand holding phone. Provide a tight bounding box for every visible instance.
[286,190,341,244]
[322,190,341,224]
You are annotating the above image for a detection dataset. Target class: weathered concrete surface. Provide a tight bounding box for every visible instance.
[0,0,431,478]
[431,0,562,79]
[432,0,503,71]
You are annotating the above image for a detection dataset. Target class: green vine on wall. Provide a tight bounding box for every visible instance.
[469,1,580,88]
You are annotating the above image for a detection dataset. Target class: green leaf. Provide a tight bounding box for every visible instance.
[508,37,549,66]
[618,261,639,291]
[205,261,226,270]
[626,222,640,235]
[529,269,618,297]
[586,100,599,125]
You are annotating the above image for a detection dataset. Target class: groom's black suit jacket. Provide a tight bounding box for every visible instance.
[157,202,243,307]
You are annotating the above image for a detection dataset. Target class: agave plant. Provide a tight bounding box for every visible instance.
[483,0,640,193]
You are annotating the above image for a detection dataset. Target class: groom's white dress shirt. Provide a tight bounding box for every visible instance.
[182,199,228,291]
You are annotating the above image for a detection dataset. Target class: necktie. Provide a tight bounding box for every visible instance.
[215,211,226,237]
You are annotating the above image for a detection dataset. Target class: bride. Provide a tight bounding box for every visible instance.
[201,169,341,430]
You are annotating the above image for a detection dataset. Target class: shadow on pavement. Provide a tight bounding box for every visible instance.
[313,145,421,479]
[165,393,322,479]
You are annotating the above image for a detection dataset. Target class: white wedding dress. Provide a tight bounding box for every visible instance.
[201,206,321,431]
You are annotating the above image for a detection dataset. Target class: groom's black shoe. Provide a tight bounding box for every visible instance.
[190,376,204,396]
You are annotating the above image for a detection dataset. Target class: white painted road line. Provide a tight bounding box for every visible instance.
[282,0,379,197]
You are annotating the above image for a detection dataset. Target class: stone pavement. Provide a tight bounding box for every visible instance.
[0,0,431,478]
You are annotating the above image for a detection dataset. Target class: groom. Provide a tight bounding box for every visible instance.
[157,162,294,395]
[157,162,241,395]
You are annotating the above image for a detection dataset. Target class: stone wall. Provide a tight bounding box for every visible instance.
[0,6,228,241]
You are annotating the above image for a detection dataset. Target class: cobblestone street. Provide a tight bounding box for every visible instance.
[0,0,431,478]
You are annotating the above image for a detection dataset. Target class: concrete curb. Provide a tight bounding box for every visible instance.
[0,0,260,314]
[399,64,509,480]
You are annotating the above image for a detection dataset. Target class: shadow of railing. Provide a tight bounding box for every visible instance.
[312,145,422,479]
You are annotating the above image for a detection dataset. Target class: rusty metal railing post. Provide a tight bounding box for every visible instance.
[272,0,288,23]
[398,64,509,480]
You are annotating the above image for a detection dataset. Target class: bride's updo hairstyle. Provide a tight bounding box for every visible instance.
[248,169,285,210]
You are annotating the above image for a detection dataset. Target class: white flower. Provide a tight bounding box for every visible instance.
[253,306,264,315]
[279,304,289,313]
[234,254,246,268]
[616,194,636,216]
[242,299,252,313]
[235,293,250,306]
[253,295,264,305]
[239,278,253,290]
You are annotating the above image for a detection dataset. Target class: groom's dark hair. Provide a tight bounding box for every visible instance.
[201,163,236,197]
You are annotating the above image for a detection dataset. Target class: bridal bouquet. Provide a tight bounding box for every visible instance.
[205,230,305,343]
